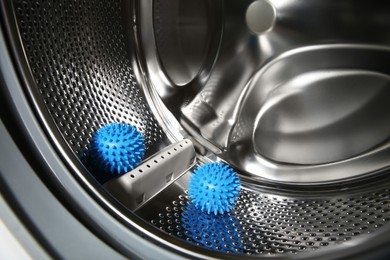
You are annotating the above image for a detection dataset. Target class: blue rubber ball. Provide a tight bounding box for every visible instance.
[188,162,241,215]
[90,122,145,175]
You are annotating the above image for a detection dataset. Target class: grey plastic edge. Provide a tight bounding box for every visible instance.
[0,193,49,260]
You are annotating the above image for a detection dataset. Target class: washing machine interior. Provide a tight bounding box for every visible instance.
[2,0,390,258]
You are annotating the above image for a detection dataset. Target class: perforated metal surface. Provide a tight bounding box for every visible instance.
[150,187,390,256]
[14,0,164,158]
[8,0,390,258]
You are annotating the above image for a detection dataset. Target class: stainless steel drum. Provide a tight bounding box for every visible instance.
[1,0,390,258]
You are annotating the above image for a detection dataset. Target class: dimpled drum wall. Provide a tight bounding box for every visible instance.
[2,0,390,258]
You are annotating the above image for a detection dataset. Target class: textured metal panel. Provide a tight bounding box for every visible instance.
[14,0,164,158]
[9,0,390,258]
[145,183,390,256]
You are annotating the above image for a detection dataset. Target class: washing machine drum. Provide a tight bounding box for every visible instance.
[1,0,390,258]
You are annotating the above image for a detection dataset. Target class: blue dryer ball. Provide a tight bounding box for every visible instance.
[188,162,241,215]
[90,122,145,175]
